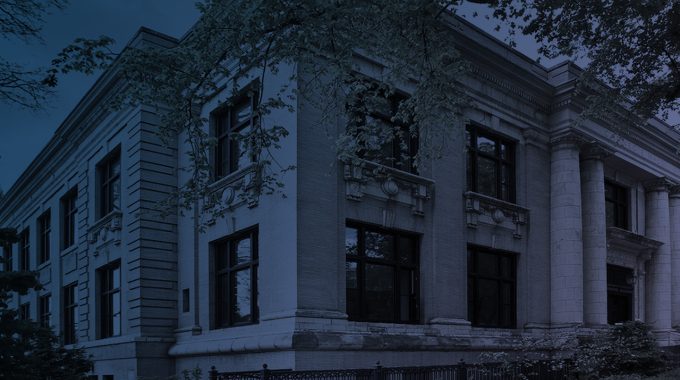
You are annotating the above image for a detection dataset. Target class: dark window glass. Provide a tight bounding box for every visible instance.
[182,288,190,313]
[38,210,51,264]
[61,188,78,249]
[214,227,258,327]
[468,246,517,328]
[19,303,30,320]
[466,125,516,202]
[2,242,12,272]
[349,90,418,174]
[39,294,51,328]
[19,228,29,271]
[214,93,258,179]
[607,265,634,324]
[345,222,419,323]
[99,261,121,339]
[98,150,121,218]
[605,181,629,229]
[63,283,78,344]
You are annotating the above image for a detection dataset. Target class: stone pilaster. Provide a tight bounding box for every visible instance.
[580,144,609,326]
[669,185,680,329]
[645,178,673,331]
[550,134,584,325]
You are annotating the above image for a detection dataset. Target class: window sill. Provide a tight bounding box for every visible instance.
[212,320,259,330]
[88,210,123,252]
[60,244,78,257]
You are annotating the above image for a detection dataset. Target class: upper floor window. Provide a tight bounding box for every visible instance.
[38,210,51,265]
[63,282,78,345]
[98,149,121,218]
[605,180,629,229]
[345,222,419,323]
[61,188,78,250]
[348,87,418,173]
[19,228,29,271]
[468,245,517,328]
[213,226,258,327]
[39,294,51,328]
[466,125,515,202]
[19,303,30,320]
[98,261,121,339]
[213,92,258,179]
[2,242,12,272]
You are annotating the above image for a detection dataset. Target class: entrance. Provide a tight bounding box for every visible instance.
[607,264,633,324]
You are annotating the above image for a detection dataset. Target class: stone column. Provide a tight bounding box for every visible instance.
[550,135,584,325]
[645,178,672,331]
[580,145,609,326]
[669,186,680,328]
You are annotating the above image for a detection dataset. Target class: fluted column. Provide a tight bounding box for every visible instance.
[580,145,609,326]
[645,178,672,331]
[669,185,680,328]
[550,135,584,325]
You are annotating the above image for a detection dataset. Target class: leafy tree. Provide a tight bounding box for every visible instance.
[0,228,93,380]
[0,0,112,109]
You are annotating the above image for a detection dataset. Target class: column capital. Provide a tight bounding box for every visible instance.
[550,130,587,150]
[644,177,674,193]
[581,143,613,161]
[669,184,680,198]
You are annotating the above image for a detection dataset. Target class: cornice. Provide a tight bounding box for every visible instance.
[644,177,674,193]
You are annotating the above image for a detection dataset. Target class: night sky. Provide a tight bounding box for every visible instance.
[2,2,652,193]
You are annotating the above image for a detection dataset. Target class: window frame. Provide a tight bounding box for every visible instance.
[212,89,259,180]
[345,221,420,324]
[467,245,517,329]
[39,293,51,328]
[98,261,121,339]
[466,124,516,203]
[604,180,629,230]
[97,148,121,219]
[61,187,78,250]
[2,241,12,272]
[19,228,29,271]
[63,282,78,345]
[213,226,259,328]
[19,303,30,321]
[37,210,51,265]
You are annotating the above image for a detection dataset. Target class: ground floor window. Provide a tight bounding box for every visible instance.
[98,261,121,338]
[63,282,78,344]
[607,264,634,324]
[345,222,419,323]
[468,245,517,328]
[39,294,51,328]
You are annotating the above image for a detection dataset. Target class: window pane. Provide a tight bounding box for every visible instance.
[477,136,496,154]
[475,252,498,277]
[397,236,415,264]
[112,267,120,289]
[231,268,252,323]
[364,264,394,321]
[476,156,498,198]
[112,292,120,335]
[345,228,358,256]
[501,164,511,200]
[232,237,251,266]
[399,269,413,322]
[111,177,121,210]
[501,143,510,160]
[365,231,394,260]
[346,261,360,319]
[476,278,499,326]
[233,100,252,125]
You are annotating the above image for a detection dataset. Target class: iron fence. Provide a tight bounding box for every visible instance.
[209,360,570,380]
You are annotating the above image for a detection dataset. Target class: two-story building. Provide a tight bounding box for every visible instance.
[3,15,680,380]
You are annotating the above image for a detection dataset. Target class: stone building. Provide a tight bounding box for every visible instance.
[2,15,680,380]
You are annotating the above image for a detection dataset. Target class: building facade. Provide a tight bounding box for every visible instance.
[3,17,680,379]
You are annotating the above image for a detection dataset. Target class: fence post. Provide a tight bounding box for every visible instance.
[456,359,467,380]
[209,366,218,380]
[260,363,270,380]
[372,361,383,380]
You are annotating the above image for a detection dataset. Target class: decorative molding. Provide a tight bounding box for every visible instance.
[549,130,589,150]
[580,142,614,161]
[522,128,550,148]
[205,164,260,225]
[607,227,661,261]
[464,191,529,239]
[343,160,434,217]
[644,177,674,193]
[88,210,122,256]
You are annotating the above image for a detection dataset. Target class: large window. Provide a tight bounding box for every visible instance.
[607,265,633,324]
[605,181,629,229]
[19,228,29,271]
[468,245,516,328]
[214,227,258,327]
[98,149,121,218]
[213,92,258,179]
[61,188,78,250]
[466,125,515,202]
[345,222,419,323]
[98,261,121,339]
[38,210,51,265]
[2,242,11,272]
[348,87,418,173]
[39,294,51,328]
[63,282,78,344]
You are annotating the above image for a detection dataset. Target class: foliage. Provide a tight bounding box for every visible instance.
[487,0,680,123]
[0,0,113,109]
[0,228,93,380]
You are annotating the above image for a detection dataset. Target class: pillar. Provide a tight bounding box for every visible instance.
[550,135,583,325]
[669,185,680,328]
[645,178,672,331]
[580,145,609,326]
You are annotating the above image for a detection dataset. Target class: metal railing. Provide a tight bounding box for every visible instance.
[209,360,570,380]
